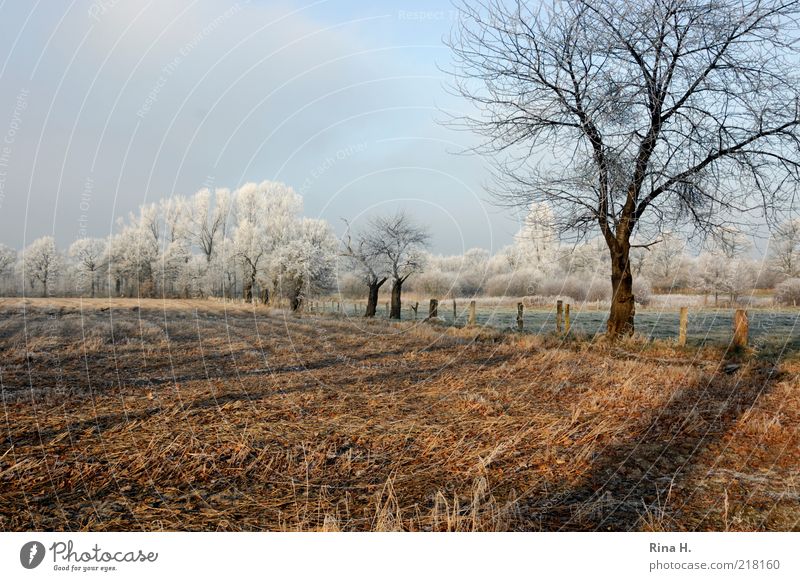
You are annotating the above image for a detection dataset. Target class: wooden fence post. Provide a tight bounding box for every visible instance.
[468,300,476,326]
[733,309,749,348]
[517,302,524,331]
[411,301,419,319]
[453,299,457,322]
[556,300,563,333]
[429,299,439,319]
[678,307,688,346]
[565,304,571,334]
[386,301,390,317]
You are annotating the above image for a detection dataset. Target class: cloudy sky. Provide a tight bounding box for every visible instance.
[0,0,525,254]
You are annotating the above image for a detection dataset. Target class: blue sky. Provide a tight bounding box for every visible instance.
[0,0,521,254]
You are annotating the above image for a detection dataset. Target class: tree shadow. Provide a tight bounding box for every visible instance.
[529,362,780,531]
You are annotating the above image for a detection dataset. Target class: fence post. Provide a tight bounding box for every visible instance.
[565,304,571,334]
[678,307,688,346]
[556,300,563,333]
[468,300,476,326]
[517,302,524,331]
[411,301,419,319]
[453,299,457,322]
[429,299,438,319]
[386,301,390,317]
[733,309,749,348]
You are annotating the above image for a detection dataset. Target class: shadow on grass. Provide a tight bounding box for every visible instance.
[529,361,779,531]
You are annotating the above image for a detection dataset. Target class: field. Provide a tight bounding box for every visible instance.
[1,298,799,531]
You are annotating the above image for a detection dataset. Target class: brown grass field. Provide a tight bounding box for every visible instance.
[0,298,798,531]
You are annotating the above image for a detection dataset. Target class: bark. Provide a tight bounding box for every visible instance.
[289,283,303,311]
[390,278,403,319]
[607,244,635,337]
[364,277,387,318]
[260,287,269,305]
[243,279,253,303]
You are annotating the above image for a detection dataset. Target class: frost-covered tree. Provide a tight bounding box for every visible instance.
[275,218,337,311]
[644,232,690,290]
[769,218,800,281]
[23,236,61,296]
[0,244,16,293]
[693,230,756,305]
[513,202,558,272]
[69,238,106,297]
[233,181,302,303]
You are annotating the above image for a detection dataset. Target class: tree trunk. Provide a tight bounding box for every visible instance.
[607,245,635,337]
[289,283,303,312]
[390,279,403,319]
[260,287,269,305]
[365,278,386,318]
[243,279,253,303]
[90,275,96,298]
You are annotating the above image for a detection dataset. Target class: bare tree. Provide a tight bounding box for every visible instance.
[341,219,389,317]
[449,0,800,336]
[367,212,430,319]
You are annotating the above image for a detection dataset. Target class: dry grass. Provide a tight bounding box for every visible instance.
[0,298,797,531]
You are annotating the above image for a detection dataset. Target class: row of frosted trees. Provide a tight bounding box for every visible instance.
[0,181,338,310]
[1,191,798,309]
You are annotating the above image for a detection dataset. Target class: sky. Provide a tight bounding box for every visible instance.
[0,0,523,255]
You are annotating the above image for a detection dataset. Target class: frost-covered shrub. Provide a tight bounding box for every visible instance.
[633,277,652,306]
[776,278,800,306]
[540,275,610,301]
[484,269,542,297]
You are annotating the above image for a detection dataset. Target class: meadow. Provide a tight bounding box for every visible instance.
[0,298,798,531]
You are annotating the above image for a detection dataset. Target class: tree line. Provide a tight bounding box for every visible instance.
[1,186,799,311]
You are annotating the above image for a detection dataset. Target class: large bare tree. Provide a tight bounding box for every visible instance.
[449,0,800,336]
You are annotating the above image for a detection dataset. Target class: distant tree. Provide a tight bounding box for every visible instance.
[0,244,16,293]
[776,278,800,306]
[449,0,800,336]
[513,202,558,273]
[275,218,338,311]
[341,219,390,317]
[69,238,106,297]
[233,181,301,303]
[643,232,689,291]
[23,236,61,297]
[769,218,800,281]
[693,230,755,305]
[367,212,430,319]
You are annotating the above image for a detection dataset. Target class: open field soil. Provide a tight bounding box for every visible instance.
[0,298,798,531]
